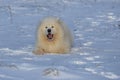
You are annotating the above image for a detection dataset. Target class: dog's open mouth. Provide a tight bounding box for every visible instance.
[47,33,54,40]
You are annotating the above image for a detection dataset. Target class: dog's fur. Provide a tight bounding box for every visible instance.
[33,17,73,55]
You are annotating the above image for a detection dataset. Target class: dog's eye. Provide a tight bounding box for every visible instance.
[51,26,54,28]
[45,26,48,28]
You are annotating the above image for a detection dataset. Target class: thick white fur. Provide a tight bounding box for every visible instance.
[33,17,73,55]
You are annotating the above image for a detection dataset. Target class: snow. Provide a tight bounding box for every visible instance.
[0,0,120,80]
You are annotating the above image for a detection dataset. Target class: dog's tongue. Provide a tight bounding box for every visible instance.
[47,34,53,39]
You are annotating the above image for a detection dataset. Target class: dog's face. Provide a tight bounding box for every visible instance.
[40,23,58,41]
[39,18,63,41]
[44,25,56,40]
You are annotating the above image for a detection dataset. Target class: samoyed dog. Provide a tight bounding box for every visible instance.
[33,17,73,55]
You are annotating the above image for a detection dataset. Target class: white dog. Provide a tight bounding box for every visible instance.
[33,17,73,55]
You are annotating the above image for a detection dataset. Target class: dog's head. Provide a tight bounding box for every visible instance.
[39,17,63,41]
[45,25,55,40]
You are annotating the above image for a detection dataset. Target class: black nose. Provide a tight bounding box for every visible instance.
[47,29,51,32]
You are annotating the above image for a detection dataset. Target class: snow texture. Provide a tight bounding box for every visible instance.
[0,0,120,80]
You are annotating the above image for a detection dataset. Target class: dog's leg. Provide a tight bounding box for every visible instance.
[32,48,45,55]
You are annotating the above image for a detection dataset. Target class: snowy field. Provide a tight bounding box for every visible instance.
[0,0,120,80]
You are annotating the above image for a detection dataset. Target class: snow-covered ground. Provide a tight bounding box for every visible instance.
[0,0,120,80]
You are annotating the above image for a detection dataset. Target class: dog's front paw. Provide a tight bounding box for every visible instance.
[32,49,44,55]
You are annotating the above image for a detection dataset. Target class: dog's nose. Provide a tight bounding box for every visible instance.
[47,29,51,32]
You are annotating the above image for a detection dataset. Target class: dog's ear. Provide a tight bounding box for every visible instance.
[56,17,60,22]
[57,18,63,24]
